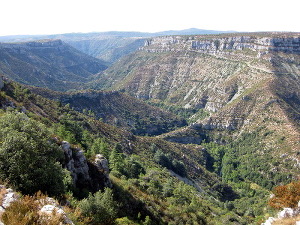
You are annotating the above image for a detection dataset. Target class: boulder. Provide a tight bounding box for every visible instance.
[261,217,276,225]
[94,154,109,174]
[278,207,300,218]
[62,141,91,188]
[39,204,74,225]
[1,188,19,209]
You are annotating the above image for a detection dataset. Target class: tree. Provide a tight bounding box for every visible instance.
[79,188,118,225]
[109,144,124,172]
[124,156,145,179]
[0,112,65,196]
[153,150,172,169]
[91,138,110,158]
[172,159,187,177]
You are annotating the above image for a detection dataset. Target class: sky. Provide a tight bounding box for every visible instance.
[1,0,299,36]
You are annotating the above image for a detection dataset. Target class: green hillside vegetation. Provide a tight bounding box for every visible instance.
[0,79,279,224]
[0,33,299,224]
[28,88,187,136]
[87,34,300,188]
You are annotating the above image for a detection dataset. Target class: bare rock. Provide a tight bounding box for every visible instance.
[39,202,74,225]
[261,217,276,225]
[61,141,111,191]
[61,141,91,188]
[94,154,109,174]
[1,188,19,209]
[278,207,300,218]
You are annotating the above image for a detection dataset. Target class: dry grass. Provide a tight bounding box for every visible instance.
[1,194,64,225]
[273,215,300,225]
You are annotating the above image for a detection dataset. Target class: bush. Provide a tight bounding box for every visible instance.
[0,112,65,196]
[269,181,300,209]
[78,188,118,225]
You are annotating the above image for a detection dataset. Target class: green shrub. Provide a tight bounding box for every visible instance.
[0,112,65,196]
[78,188,118,225]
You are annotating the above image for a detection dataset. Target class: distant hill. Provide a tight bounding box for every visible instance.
[0,28,233,64]
[0,39,107,91]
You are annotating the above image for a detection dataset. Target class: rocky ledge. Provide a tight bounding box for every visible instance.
[61,141,111,192]
[142,33,300,54]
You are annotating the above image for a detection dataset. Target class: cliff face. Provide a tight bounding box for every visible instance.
[61,140,111,192]
[91,33,300,156]
[143,34,300,54]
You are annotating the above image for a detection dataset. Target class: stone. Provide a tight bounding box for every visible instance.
[61,141,91,187]
[94,154,109,174]
[40,204,64,215]
[39,204,74,225]
[94,154,112,187]
[261,217,276,225]
[2,189,19,209]
[277,207,298,218]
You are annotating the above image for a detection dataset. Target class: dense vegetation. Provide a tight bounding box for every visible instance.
[0,112,66,196]
[1,32,300,224]
[0,80,278,224]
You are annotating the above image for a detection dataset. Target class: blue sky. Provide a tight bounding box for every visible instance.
[1,0,299,36]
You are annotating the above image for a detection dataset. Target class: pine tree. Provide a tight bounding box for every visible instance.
[109,143,124,172]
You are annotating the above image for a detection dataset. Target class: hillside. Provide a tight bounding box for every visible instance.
[89,32,300,188]
[1,32,300,224]
[0,77,255,224]
[30,87,187,136]
[0,39,107,91]
[0,29,232,64]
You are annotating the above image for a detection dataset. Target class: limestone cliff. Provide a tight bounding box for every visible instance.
[143,34,300,54]
[61,141,111,192]
[91,33,300,156]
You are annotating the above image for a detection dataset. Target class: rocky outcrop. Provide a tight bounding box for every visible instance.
[0,186,19,213]
[142,34,300,54]
[61,141,111,192]
[94,154,112,187]
[261,201,300,224]
[200,116,246,131]
[0,187,74,225]
[39,198,74,225]
[62,141,92,188]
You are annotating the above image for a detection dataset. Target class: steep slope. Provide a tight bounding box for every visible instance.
[0,77,252,224]
[65,37,146,64]
[90,33,300,187]
[30,87,187,136]
[0,39,107,91]
[0,29,232,64]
